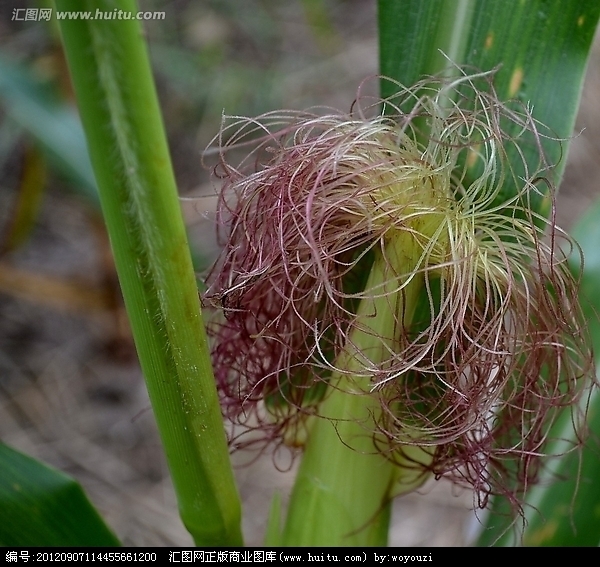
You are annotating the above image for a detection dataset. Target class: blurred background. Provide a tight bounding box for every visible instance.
[0,0,599,546]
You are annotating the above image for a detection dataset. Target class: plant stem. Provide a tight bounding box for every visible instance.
[282,234,432,546]
[54,0,242,545]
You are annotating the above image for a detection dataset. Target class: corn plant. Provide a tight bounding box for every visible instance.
[1,0,599,547]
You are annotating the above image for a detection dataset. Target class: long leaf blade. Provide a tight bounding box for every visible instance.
[0,443,120,546]
[379,0,600,213]
[0,56,98,205]
[54,0,243,545]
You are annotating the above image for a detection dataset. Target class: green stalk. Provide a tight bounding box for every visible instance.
[54,0,242,545]
[281,234,433,546]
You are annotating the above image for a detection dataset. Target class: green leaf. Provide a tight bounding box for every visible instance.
[263,492,283,546]
[54,0,242,545]
[0,56,99,206]
[0,443,120,546]
[379,0,476,89]
[519,390,600,546]
[573,197,600,367]
[378,0,600,214]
